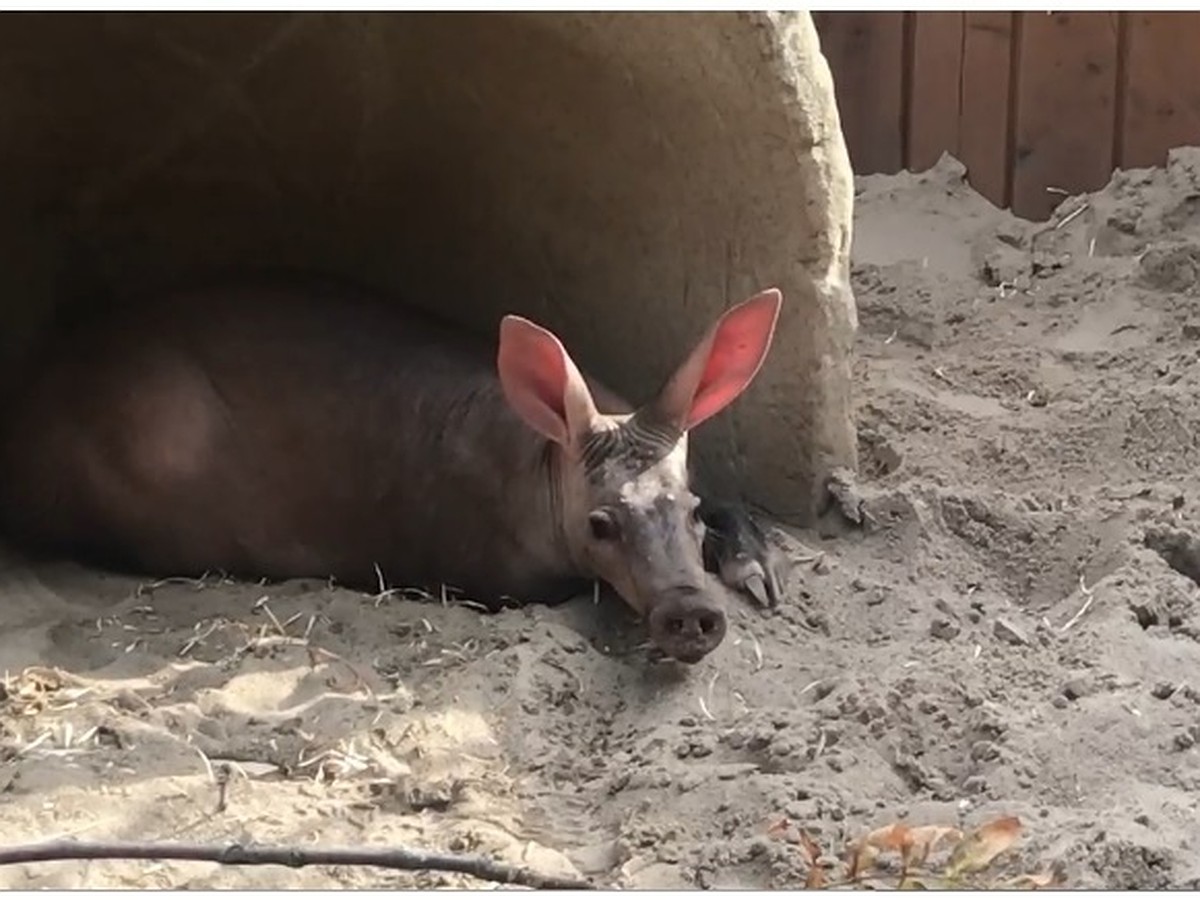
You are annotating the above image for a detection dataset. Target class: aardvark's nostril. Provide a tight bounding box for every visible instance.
[664,610,723,638]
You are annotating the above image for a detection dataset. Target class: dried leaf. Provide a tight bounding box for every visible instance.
[862,822,912,853]
[945,815,1022,878]
[797,829,822,863]
[848,823,906,879]
[765,816,792,842]
[847,840,877,881]
[854,875,898,891]
[804,862,826,889]
[1006,868,1065,889]
[903,824,963,867]
[849,821,962,876]
[798,830,825,889]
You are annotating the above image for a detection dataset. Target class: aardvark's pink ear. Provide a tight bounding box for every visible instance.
[650,288,782,432]
[497,315,600,446]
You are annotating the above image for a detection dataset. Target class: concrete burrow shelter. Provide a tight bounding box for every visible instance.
[0,11,857,525]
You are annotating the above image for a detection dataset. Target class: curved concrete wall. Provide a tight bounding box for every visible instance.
[0,11,856,522]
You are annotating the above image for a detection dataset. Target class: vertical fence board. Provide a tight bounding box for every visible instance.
[1010,12,1120,220]
[814,11,1200,217]
[907,13,964,173]
[1120,13,1200,169]
[958,12,1014,208]
[812,11,906,173]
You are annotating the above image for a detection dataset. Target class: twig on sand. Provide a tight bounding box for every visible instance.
[0,839,595,890]
[1059,573,1096,633]
[213,763,232,814]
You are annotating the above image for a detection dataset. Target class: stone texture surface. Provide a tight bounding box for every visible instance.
[0,12,856,521]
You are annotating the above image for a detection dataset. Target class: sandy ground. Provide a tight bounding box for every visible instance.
[6,149,1200,889]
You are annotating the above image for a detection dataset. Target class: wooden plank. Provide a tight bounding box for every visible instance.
[1010,12,1121,221]
[958,12,1015,208]
[907,12,965,173]
[1119,13,1200,170]
[812,12,907,174]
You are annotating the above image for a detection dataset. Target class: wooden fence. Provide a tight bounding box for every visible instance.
[812,12,1200,220]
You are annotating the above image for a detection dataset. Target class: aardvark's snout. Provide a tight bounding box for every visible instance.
[647,587,727,663]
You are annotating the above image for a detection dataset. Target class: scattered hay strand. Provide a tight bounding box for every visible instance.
[1054,202,1088,230]
[185,741,216,785]
[797,679,824,697]
[745,631,764,673]
[251,596,287,636]
[1059,573,1096,633]
[697,669,721,721]
[179,619,226,658]
[135,571,231,598]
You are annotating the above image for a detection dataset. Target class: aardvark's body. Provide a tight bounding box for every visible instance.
[0,279,785,663]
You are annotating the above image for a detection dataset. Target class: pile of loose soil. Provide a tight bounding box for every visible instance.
[5,149,1200,889]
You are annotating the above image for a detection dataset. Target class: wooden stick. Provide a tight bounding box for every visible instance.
[0,839,594,890]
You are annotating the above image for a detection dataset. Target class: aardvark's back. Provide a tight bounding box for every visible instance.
[0,282,566,597]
